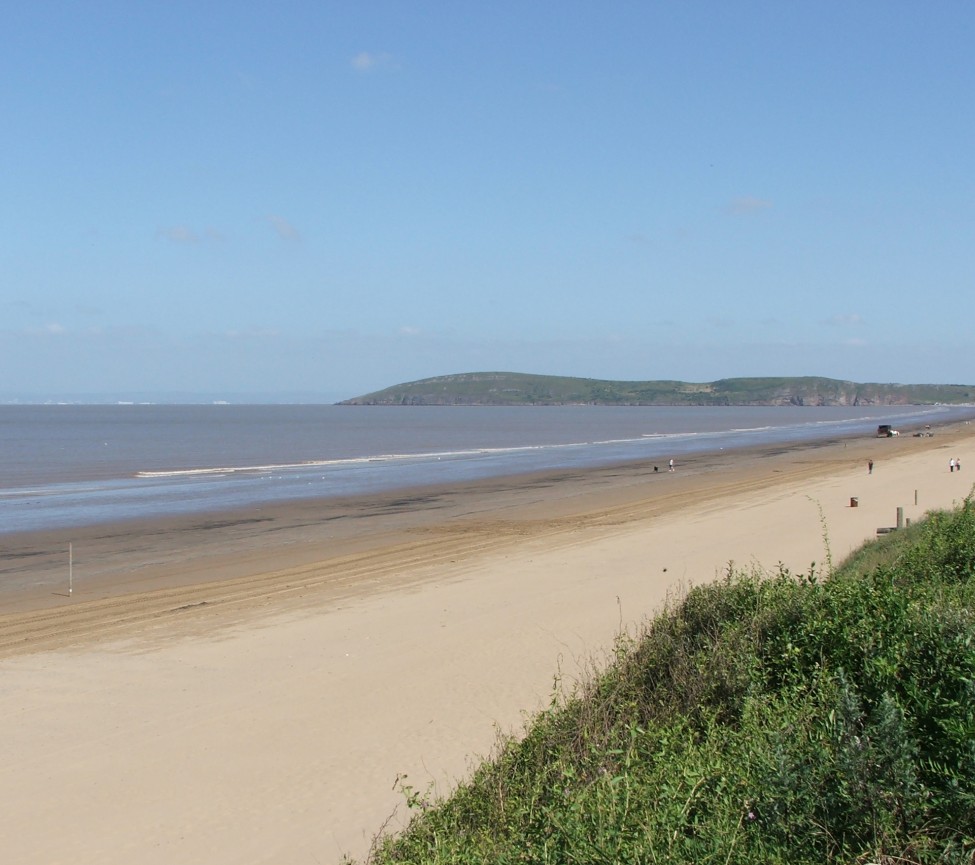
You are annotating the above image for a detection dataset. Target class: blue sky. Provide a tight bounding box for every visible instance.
[2,2,973,401]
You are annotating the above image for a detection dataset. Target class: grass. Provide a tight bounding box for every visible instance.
[349,496,975,864]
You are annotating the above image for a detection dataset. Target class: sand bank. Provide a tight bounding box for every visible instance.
[1,424,973,863]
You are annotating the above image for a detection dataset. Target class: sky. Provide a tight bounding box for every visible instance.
[2,2,973,401]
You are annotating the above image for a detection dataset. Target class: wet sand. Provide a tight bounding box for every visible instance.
[1,422,973,863]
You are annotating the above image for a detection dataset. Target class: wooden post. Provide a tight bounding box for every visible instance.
[896,507,904,529]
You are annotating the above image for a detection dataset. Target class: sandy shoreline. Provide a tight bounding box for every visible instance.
[1,423,973,863]
[0,423,954,614]
[0,436,851,612]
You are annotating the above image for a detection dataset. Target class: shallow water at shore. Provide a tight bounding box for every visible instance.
[2,403,971,534]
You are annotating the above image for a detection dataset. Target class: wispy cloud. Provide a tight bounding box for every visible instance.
[729,196,772,215]
[4,298,41,315]
[157,225,199,244]
[351,51,395,73]
[223,327,281,339]
[707,316,736,329]
[533,81,564,94]
[267,214,301,242]
[399,325,421,336]
[23,322,67,335]
[823,313,865,327]
[232,68,271,97]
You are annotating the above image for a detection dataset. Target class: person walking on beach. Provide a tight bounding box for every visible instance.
[950,458,956,473]
[868,459,874,474]
[957,457,962,471]
[669,458,674,472]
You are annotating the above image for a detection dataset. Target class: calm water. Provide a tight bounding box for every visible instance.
[1,403,971,535]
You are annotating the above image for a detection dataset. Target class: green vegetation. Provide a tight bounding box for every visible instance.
[340,372,975,406]
[355,499,975,864]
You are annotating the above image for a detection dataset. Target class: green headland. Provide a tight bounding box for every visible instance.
[340,372,975,407]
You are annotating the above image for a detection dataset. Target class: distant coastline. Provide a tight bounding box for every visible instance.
[340,371,975,407]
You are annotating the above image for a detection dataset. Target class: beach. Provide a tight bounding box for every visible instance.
[1,424,973,864]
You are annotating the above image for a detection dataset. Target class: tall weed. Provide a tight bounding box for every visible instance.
[360,500,975,864]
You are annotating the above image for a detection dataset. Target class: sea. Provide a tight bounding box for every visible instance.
[2,403,973,536]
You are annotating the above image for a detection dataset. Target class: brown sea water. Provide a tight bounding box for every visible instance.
[1,403,969,534]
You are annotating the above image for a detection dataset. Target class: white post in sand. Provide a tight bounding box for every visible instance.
[69,543,73,596]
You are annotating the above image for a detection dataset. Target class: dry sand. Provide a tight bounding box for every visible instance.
[1,423,973,864]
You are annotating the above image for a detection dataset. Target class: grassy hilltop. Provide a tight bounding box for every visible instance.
[340,372,975,406]
[355,501,975,864]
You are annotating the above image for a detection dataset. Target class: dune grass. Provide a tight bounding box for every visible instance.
[353,498,975,864]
